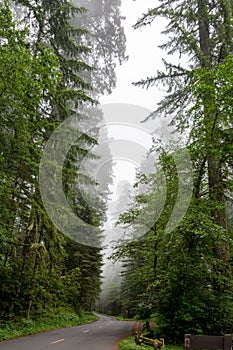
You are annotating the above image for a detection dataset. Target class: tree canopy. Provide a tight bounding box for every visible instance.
[106,0,233,343]
[0,0,125,323]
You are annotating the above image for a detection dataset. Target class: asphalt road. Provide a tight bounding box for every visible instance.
[0,314,134,350]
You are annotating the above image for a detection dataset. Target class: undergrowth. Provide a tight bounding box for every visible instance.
[119,336,183,350]
[0,308,97,341]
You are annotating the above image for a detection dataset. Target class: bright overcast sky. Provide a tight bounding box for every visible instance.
[99,0,171,215]
[100,0,168,110]
[100,1,169,264]
[98,1,182,244]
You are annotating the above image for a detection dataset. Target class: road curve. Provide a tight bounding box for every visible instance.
[0,314,134,350]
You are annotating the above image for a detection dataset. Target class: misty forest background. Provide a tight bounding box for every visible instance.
[0,0,233,344]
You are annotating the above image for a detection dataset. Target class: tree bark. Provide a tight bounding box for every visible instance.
[198,0,230,264]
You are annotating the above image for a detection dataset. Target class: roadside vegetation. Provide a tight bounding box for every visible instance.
[119,337,183,350]
[0,309,97,341]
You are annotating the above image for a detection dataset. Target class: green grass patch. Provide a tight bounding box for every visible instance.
[111,314,136,321]
[0,309,97,341]
[119,336,183,350]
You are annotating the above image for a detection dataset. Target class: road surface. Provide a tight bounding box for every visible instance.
[0,314,134,350]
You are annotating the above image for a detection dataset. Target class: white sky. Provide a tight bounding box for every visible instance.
[100,0,168,270]
[100,0,168,211]
[99,1,192,277]
[100,0,168,110]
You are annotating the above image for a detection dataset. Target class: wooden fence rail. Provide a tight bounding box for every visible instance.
[184,334,232,350]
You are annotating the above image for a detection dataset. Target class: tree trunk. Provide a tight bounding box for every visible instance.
[198,0,211,67]
[198,0,230,265]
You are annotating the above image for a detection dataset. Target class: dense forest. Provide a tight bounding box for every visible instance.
[1,0,233,346]
[0,0,125,329]
[101,0,233,344]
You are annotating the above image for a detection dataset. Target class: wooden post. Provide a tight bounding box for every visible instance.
[184,334,192,350]
[224,334,232,350]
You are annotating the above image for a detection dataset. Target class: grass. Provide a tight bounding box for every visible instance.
[111,314,136,321]
[119,336,183,350]
[0,309,98,341]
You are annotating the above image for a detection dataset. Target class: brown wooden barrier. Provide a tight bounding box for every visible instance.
[184,334,232,350]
